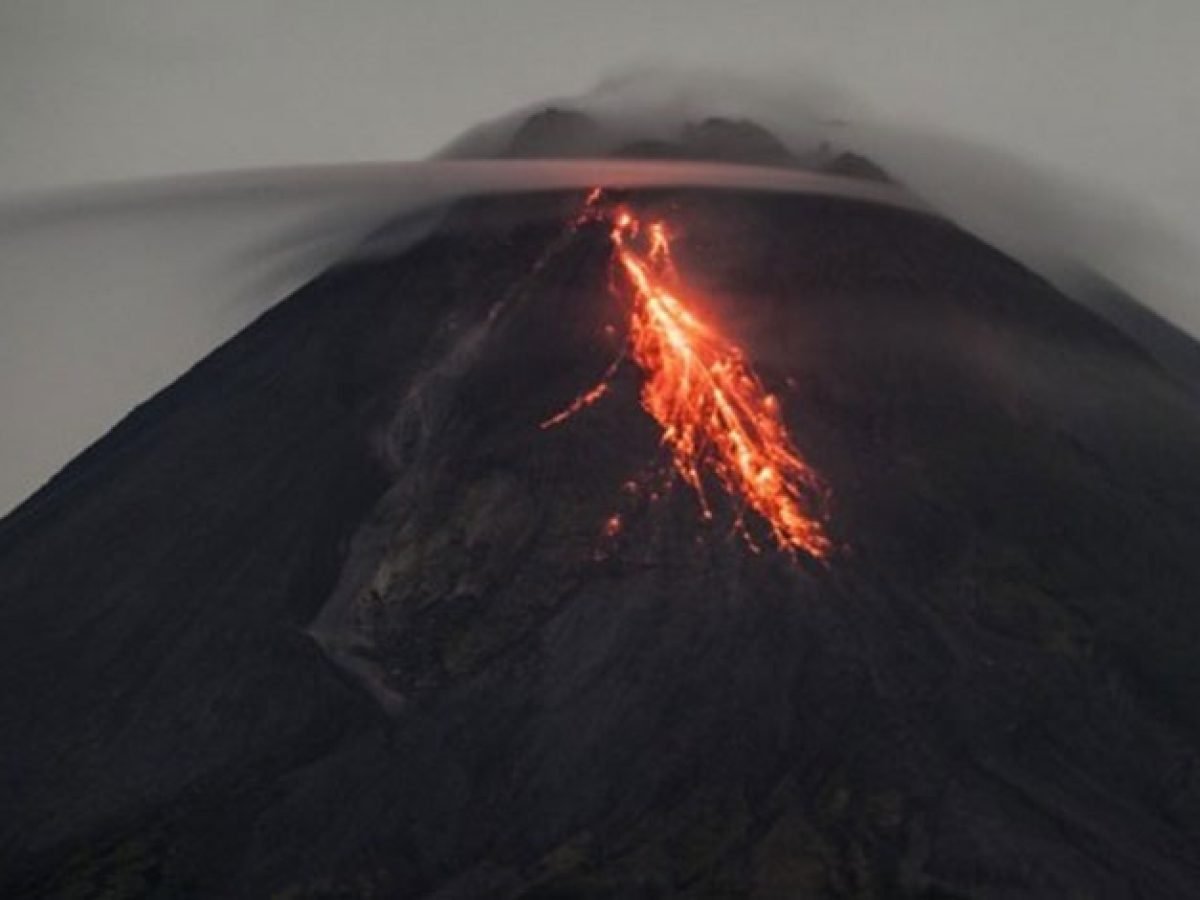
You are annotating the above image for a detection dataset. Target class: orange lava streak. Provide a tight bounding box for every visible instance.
[610,208,831,559]
[539,372,611,429]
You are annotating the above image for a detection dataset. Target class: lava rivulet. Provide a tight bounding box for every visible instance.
[545,194,831,560]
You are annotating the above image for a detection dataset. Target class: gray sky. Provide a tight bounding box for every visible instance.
[2,0,1200,515]
[3,2,1199,195]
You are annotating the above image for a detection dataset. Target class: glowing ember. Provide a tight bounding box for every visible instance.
[539,355,621,430]
[545,192,832,560]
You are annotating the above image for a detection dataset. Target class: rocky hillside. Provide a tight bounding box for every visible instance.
[3,161,1200,896]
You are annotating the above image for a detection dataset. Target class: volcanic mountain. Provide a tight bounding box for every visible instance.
[4,116,1200,898]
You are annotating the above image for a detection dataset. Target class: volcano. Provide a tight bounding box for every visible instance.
[5,116,1200,899]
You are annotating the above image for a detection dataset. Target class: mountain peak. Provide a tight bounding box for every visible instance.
[678,116,797,165]
[498,107,898,183]
[503,107,606,158]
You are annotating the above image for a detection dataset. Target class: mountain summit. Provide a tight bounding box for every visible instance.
[453,105,895,183]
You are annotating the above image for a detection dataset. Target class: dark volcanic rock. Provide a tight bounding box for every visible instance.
[677,118,797,166]
[504,108,609,159]
[614,117,799,168]
[496,107,894,186]
[817,148,894,184]
[4,187,1200,899]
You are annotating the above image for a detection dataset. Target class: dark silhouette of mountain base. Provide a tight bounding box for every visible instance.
[4,185,1200,899]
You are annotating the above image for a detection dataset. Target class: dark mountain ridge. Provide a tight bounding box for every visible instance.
[451,105,895,185]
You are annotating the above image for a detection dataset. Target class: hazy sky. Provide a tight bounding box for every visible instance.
[2,0,1200,514]
[2,1,1198,193]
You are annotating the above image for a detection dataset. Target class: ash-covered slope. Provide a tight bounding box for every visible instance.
[5,177,1200,897]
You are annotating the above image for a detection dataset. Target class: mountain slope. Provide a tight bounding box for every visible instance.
[4,185,1200,898]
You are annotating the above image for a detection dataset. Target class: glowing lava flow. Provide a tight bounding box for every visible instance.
[613,209,830,558]
[544,194,832,560]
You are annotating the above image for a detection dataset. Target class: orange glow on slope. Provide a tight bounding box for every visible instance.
[610,208,830,559]
[539,380,609,429]
[543,192,831,560]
